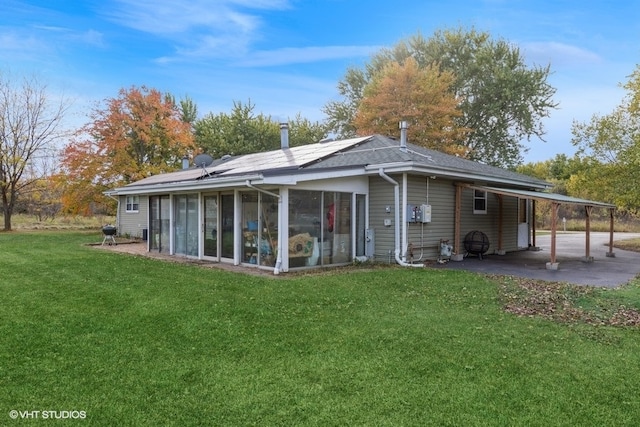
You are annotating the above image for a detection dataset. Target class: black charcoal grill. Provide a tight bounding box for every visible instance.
[102,225,117,246]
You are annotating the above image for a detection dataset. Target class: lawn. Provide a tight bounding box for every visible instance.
[2,232,640,426]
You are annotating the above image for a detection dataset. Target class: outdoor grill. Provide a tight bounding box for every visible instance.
[463,230,489,260]
[102,225,117,246]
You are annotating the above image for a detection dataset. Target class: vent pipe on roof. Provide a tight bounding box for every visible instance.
[182,155,189,169]
[399,120,408,152]
[280,122,289,149]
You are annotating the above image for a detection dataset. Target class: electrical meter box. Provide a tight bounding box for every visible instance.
[421,204,432,223]
[406,204,420,222]
[407,204,431,223]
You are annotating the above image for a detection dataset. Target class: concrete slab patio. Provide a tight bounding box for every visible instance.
[436,232,640,288]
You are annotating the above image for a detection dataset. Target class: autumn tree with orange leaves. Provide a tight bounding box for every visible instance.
[59,86,194,215]
[353,58,468,156]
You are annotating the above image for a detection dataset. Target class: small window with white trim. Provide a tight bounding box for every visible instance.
[126,195,140,213]
[473,190,487,214]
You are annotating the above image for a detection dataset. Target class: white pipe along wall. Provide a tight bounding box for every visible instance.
[378,168,424,268]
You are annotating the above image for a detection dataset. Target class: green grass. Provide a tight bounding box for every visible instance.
[2,232,640,426]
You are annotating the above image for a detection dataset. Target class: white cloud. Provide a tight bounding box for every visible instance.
[522,41,602,67]
[107,0,260,34]
[106,0,290,60]
[233,45,382,67]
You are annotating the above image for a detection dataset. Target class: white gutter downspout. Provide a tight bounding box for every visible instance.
[246,180,283,275]
[378,169,423,268]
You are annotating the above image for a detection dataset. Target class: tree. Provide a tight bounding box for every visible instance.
[324,27,558,168]
[59,86,194,215]
[287,113,329,148]
[0,72,70,231]
[570,66,640,213]
[194,100,328,157]
[353,57,467,155]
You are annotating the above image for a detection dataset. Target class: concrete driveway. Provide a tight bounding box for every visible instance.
[436,232,640,288]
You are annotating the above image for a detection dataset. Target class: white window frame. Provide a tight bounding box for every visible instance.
[473,190,487,214]
[125,195,140,213]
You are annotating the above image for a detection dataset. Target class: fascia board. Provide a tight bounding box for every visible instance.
[105,174,263,195]
[262,167,369,185]
[365,163,549,190]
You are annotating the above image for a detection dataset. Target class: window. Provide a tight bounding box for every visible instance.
[125,195,139,212]
[473,190,487,214]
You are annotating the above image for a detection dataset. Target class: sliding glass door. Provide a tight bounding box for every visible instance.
[220,194,234,259]
[149,195,170,253]
[203,195,218,259]
[174,194,199,256]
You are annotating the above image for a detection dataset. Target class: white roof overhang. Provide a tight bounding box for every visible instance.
[466,185,615,208]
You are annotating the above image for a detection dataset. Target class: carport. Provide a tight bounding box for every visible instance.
[455,184,616,270]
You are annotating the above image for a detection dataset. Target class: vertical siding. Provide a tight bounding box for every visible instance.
[118,195,148,238]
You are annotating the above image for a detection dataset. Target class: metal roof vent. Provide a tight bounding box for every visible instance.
[280,122,289,149]
[399,120,408,152]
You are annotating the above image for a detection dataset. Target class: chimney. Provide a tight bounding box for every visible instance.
[182,155,189,169]
[399,120,408,152]
[280,122,289,149]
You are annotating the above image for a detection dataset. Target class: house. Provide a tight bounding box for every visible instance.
[105,123,615,273]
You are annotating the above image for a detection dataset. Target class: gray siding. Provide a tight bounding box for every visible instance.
[501,196,520,251]
[368,175,398,263]
[118,195,148,238]
[405,175,455,260]
[458,188,521,255]
[369,174,457,262]
[369,175,526,263]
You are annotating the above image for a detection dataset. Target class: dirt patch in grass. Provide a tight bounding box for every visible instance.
[614,237,640,252]
[494,275,640,327]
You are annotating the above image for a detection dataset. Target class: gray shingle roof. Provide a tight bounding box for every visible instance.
[118,134,548,191]
[304,135,549,188]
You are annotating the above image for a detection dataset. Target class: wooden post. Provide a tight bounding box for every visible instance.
[607,208,616,257]
[550,202,559,265]
[532,199,537,248]
[585,205,592,260]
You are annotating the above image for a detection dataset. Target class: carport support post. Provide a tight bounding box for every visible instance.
[547,202,559,270]
[584,205,594,262]
[607,208,616,258]
[531,200,537,248]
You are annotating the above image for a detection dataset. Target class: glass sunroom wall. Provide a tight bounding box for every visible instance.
[241,192,259,264]
[326,192,352,264]
[149,195,170,253]
[174,194,199,257]
[288,190,322,267]
[241,191,279,267]
[260,193,278,268]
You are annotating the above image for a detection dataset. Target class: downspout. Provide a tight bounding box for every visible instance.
[246,180,283,275]
[378,169,423,268]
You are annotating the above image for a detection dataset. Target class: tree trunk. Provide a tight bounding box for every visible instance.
[2,190,12,231]
[3,209,11,231]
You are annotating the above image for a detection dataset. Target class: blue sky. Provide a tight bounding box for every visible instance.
[1,0,638,163]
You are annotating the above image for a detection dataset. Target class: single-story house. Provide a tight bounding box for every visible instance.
[105,123,616,274]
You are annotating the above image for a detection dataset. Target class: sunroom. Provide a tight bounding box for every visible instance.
[140,184,368,273]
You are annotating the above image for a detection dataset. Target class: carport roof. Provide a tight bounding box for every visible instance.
[469,185,616,208]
